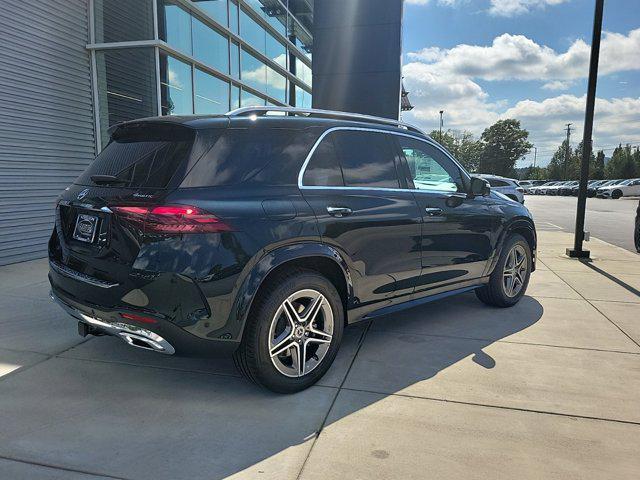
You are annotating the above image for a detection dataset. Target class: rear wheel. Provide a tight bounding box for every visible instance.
[476,234,531,307]
[234,269,344,393]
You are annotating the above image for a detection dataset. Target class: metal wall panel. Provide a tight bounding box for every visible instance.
[0,0,95,265]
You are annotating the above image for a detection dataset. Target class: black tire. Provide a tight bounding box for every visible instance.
[233,268,344,393]
[476,233,532,308]
[611,190,622,199]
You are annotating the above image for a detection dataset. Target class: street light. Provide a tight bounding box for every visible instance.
[567,0,604,259]
[439,110,444,142]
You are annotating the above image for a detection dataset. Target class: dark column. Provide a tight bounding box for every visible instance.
[311,0,403,119]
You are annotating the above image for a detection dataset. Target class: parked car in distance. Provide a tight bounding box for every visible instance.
[579,179,608,197]
[598,178,640,199]
[558,180,579,196]
[518,180,546,194]
[594,179,622,196]
[530,181,559,195]
[544,181,573,196]
[48,107,536,393]
[477,174,525,203]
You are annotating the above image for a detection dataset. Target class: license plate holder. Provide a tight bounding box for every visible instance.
[73,214,99,243]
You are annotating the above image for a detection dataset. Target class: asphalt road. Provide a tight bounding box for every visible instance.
[525,195,639,253]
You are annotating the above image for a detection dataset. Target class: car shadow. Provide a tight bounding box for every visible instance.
[0,292,543,480]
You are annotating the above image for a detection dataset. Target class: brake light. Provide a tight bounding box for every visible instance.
[111,205,230,234]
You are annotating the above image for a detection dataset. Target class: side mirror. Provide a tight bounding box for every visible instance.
[469,176,490,197]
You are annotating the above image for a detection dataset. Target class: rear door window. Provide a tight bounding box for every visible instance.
[330,130,400,189]
[76,125,196,189]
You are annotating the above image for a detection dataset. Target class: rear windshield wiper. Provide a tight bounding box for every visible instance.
[90,174,127,185]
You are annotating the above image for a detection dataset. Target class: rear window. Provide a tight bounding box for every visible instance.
[76,124,196,189]
[181,128,316,187]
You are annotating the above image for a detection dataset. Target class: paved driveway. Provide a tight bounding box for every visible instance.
[0,231,639,479]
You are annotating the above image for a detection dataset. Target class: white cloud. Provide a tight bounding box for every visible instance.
[541,80,574,91]
[488,0,570,17]
[404,0,430,5]
[406,29,640,83]
[402,28,640,166]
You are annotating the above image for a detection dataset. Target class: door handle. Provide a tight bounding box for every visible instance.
[424,207,443,216]
[326,206,352,217]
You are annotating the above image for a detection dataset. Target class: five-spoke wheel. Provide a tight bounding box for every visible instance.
[234,269,343,393]
[269,289,334,377]
[502,244,528,298]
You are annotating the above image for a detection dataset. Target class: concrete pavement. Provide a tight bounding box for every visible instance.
[0,231,639,479]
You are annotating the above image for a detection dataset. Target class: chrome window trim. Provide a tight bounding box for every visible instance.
[297,126,471,193]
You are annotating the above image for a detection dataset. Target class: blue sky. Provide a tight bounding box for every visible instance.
[401,0,640,166]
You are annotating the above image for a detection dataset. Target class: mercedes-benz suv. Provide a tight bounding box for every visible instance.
[49,107,536,393]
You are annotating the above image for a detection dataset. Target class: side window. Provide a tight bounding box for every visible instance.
[399,138,463,192]
[487,178,509,187]
[302,135,344,186]
[331,131,400,189]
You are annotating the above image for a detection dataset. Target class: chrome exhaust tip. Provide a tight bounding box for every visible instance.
[51,290,175,355]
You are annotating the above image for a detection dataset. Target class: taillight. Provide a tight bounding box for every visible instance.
[111,205,230,234]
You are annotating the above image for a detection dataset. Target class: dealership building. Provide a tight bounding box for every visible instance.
[0,0,405,265]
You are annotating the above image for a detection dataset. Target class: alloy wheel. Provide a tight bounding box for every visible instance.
[503,244,528,297]
[268,289,334,377]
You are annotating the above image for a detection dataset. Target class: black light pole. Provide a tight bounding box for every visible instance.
[439,110,444,142]
[567,0,604,258]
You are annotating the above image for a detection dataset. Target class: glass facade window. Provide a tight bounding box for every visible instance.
[241,89,266,107]
[296,60,312,87]
[94,0,154,43]
[244,0,286,36]
[230,41,240,78]
[192,0,228,27]
[240,49,267,94]
[92,0,310,151]
[160,54,194,115]
[159,1,193,54]
[266,66,286,104]
[192,18,229,74]
[239,7,265,54]
[231,85,240,109]
[95,48,158,146]
[194,69,229,114]
[229,0,239,34]
[266,33,287,68]
[295,85,311,108]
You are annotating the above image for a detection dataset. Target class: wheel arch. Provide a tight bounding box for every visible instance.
[231,243,353,341]
[487,218,537,275]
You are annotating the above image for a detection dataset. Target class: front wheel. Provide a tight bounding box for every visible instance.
[234,269,344,393]
[476,234,532,307]
[611,190,622,199]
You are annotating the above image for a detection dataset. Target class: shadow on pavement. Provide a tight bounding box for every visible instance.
[0,291,543,480]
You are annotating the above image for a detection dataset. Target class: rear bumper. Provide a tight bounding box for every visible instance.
[51,290,176,354]
[49,280,240,358]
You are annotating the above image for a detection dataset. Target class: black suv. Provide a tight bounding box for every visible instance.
[49,107,536,393]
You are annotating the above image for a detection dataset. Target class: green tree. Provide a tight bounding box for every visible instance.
[429,129,483,172]
[479,119,532,177]
[593,150,606,180]
[606,144,638,179]
[546,141,568,180]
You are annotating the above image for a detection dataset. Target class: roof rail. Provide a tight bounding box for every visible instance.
[225,106,427,136]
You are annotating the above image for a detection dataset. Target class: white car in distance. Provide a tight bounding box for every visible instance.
[597,178,640,199]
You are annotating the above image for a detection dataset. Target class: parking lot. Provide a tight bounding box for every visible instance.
[1,229,639,479]
[525,195,639,252]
